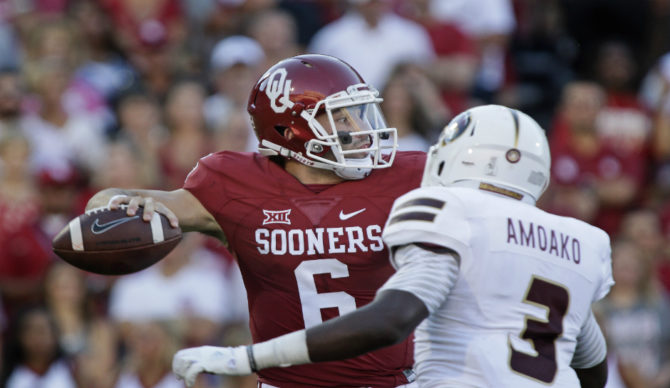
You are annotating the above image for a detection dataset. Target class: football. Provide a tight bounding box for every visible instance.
[52,206,182,275]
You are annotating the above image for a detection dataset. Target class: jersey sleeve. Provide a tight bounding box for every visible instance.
[379,244,459,314]
[383,187,471,261]
[182,154,233,244]
[183,157,212,194]
[594,229,614,302]
[182,154,225,216]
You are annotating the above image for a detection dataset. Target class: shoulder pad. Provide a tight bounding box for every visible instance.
[383,187,471,257]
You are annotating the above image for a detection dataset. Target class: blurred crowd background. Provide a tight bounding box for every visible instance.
[0,0,670,387]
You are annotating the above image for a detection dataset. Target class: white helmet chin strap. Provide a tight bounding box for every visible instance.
[332,157,372,180]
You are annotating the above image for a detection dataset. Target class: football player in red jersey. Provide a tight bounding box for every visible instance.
[86,54,425,387]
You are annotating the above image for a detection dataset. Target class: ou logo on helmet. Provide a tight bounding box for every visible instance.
[264,68,295,113]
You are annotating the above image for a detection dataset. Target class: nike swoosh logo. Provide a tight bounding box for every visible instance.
[91,216,140,234]
[339,208,366,220]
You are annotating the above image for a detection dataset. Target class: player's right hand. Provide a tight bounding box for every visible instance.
[107,194,179,228]
[172,346,252,387]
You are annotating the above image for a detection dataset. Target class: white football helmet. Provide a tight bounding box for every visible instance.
[422,105,551,203]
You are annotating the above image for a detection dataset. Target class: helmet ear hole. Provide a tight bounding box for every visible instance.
[274,125,288,137]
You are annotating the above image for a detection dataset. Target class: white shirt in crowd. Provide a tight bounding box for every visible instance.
[308,11,434,90]
[5,360,76,388]
[109,248,248,325]
[20,113,106,174]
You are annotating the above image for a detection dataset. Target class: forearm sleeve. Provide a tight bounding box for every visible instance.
[571,311,607,369]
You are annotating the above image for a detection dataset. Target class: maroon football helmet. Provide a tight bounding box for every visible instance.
[247,54,397,179]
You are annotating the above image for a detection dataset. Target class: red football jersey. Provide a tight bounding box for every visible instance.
[184,151,425,387]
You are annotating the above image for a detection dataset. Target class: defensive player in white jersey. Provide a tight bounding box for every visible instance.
[173,105,613,388]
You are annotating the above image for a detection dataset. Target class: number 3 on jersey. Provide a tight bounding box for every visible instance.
[295,259,357,328]
[509,276,569,383]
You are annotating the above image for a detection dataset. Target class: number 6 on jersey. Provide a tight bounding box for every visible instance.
[295,259,357,328]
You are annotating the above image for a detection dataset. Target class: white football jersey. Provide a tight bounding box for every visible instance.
[382,186,613,388]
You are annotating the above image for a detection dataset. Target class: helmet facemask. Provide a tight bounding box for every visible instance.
[302,84,397,179]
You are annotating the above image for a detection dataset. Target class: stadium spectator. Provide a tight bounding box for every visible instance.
[93,139,156,195]
[595,239,670,388]
[22,17,110,123]
[68,0,137,110]
[159,79,212,190]
[203,35,264,153]
[0,6,21,70]
[381,64,449,151]
[0,306,77,388]
[504,0,574,128]
[396,0,478,116]
[113,90,166,188]
[114,320,183,388]
[73,319,119,388]
[247,8,301,72]
[43,262,91,357]
[211,109,255,153]
[429,0,516,102]
[108,233,246,341]
[20,58,107,177]
[0,68,26,138]
[100,0,186,62]
[592,41,652,162]
[36,162,89,237]
[274,1,341,48]
[308,0,435,89]
[99,0,188,100]
[22,17,81,70]
[560,0,652,79]
[620,208,670,297]
[0,134,37,230]
[539,81,603,223]
[543,81,646,235]
[639,51,670,206]
[0,133,49,319]
[201,0,248,49]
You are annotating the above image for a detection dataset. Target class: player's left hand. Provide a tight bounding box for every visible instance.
[172,345,252,387]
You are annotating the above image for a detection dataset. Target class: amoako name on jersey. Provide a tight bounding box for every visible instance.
[506,217,581,264]
[255,225,385,256]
